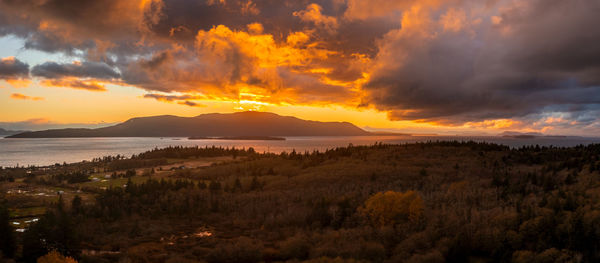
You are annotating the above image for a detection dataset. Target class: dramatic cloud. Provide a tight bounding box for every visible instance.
[31,61,120,80]
[360,0,600,125]
[30,61,120,91]
[10,93,43,101]
[1,0,599,133]
[123,24,364,105]
[0,57,29,80]
[0,0,164,55]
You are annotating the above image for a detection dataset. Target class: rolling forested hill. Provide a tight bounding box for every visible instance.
[2,141,600,262]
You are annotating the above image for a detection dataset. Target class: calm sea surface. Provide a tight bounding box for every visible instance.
[1,136,600,167]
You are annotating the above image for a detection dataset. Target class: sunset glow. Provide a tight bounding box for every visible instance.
[2,2,600,261]
[1,0,599,136]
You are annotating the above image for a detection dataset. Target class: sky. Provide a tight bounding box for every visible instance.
[0,0,599,136]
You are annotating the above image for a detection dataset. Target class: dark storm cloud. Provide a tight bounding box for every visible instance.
[0,0,166,57]
[0,11,29,37]
[0,0,163,35]
[140,51,172,69]
[23,32,95,54]
[503,0,600,81]
[0,57,29,80]
[361,0,600,124]
[31,62,120,80]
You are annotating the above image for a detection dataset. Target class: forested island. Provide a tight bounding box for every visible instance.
[188,136,286,141]
[5,112,370,138]
[2,142,600,262]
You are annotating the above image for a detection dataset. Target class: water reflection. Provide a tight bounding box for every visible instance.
[1,135,600,167]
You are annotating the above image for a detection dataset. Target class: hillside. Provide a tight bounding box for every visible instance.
[2,142,600,262]
[7,112,371,138]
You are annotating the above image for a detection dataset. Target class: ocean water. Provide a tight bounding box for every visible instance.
[1,136,600,167]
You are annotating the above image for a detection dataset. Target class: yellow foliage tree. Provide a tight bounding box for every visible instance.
[37,251,78,263]
[361,190,424,226]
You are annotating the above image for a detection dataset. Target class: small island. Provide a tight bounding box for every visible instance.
[188,136,286,141]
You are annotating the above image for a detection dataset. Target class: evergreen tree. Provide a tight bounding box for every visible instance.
[234,178,242,192]
[0,202,15,258]
[22,198,80,262]
[71,195,82,215]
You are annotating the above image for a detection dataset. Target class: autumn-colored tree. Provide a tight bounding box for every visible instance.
[408,194,425,223]
[360,190,424,226]
[37,250,77,263]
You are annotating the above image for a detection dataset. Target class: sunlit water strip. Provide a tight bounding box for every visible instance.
[1,136,600,167]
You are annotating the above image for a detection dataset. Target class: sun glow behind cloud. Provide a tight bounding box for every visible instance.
[234,92,271,111]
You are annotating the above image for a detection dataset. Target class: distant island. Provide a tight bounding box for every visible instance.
[188,136,286,141]
[499,131,568,139]
[0,128,27,136]
[6,112,372,138]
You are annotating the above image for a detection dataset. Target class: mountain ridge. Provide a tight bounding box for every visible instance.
[6,112,372,138]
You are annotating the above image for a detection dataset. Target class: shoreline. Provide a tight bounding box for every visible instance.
[2,136,600,168]
[188,136,286,141]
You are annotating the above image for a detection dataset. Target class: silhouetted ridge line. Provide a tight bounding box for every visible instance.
[7,111,371,138]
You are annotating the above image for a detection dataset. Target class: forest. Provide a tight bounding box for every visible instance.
[2,142,600,263]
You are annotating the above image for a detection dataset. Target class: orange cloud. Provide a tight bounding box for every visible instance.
[240,0,259,15]
[24,118,52,124]
[193,24,365,104]
[293,4,338,33]
[344,0,447,20]
[194,24,333,69]
[440,8,467,32]
[286,31,310,46]
[126,23,367,108]
[40,78,108,92]
[10,93,44,101]
[206,0,226,5]
[544,117,568,124]
[465,119,523,129]
[246,23,264,34]
[5,79,33,88]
